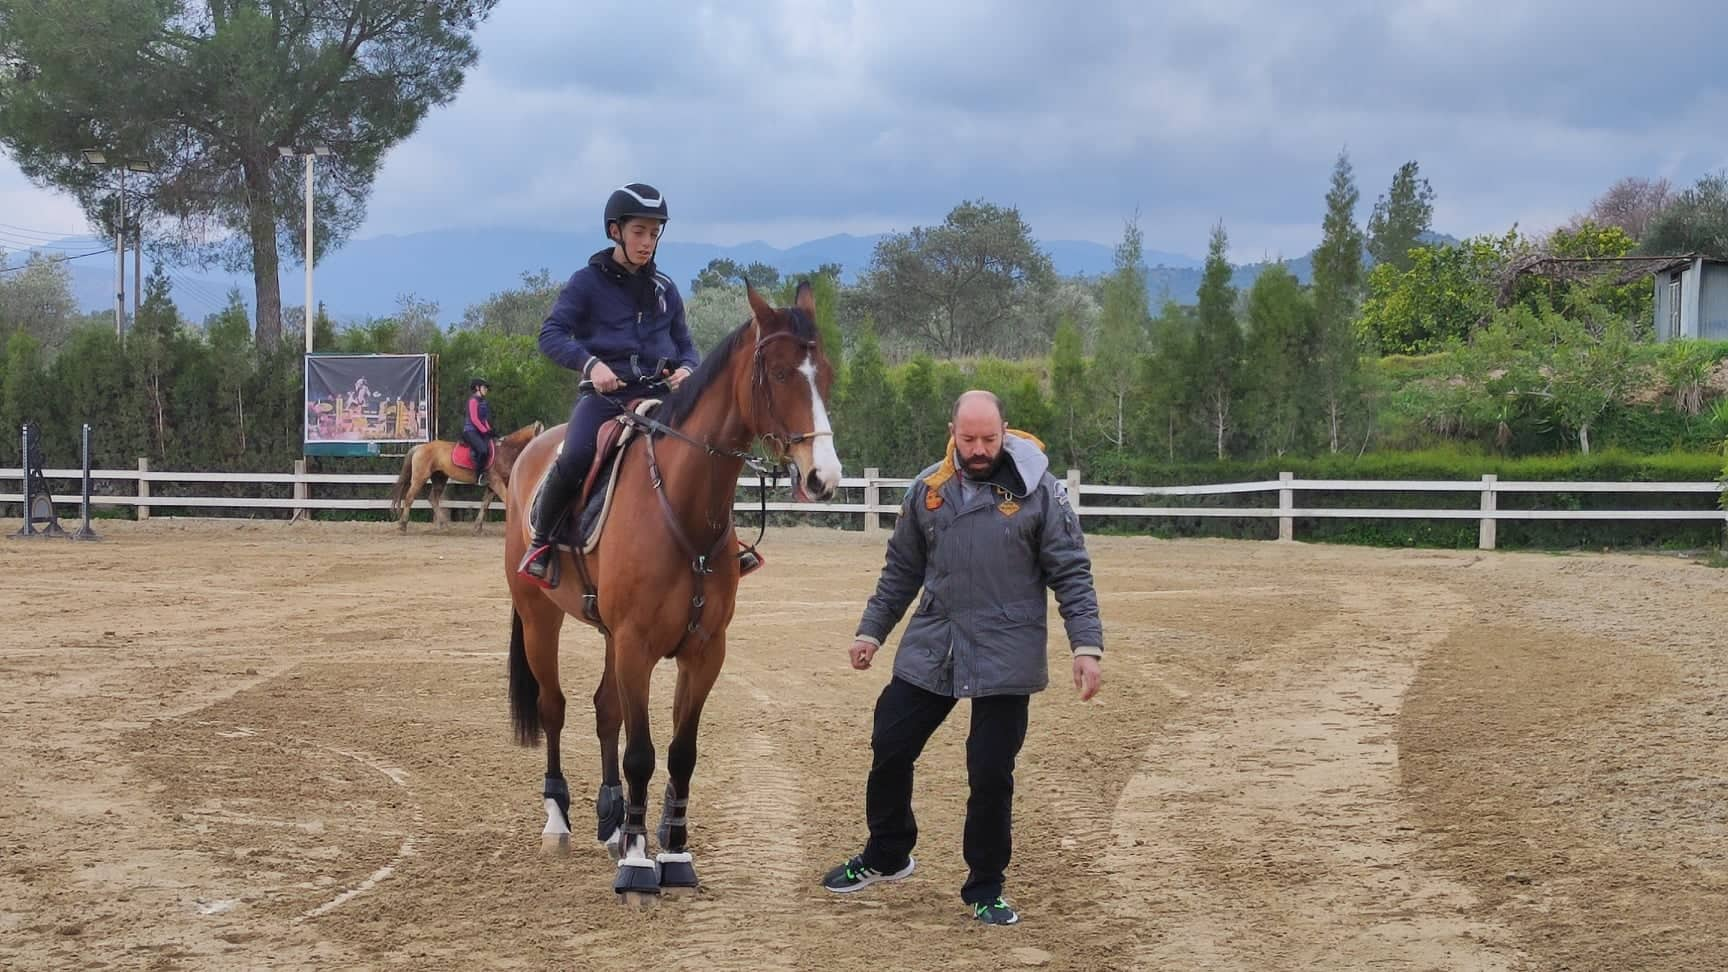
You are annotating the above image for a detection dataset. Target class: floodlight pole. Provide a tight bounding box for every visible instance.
[115,165,125,335]
[305,151,314,355]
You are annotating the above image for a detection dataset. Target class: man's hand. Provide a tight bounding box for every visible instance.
[589,361,623,393]
[1073,655,1101,701]
[666,366,693,390]
[848,638,879,671]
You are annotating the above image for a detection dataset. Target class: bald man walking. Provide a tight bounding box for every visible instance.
[820,390,1105,925]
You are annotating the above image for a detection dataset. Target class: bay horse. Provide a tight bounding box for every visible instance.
[502,281,842,903]
[388,422,544,533]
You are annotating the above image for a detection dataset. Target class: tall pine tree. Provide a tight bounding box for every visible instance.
[1313,148,1367,452]
[1190,222,1241,460]
[1093,215,1151,451]
[1367,160,1436,272]
[1140,299,1194,462]
[832,322,900,472]
[1049,313,1089,467]
[1242,264,1318,457]
[129,270,182,460]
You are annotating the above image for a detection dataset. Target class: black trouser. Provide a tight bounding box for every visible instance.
[554,392,626,480]
[460,428,490,472]
[531,389,639,544]
[861,675,1030,905]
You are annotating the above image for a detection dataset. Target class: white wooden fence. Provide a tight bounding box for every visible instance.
[3,462,1724,551]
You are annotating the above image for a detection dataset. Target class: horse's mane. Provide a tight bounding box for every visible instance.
[655,324,746,429]
[655,303,818,430]
[501,421,543,446]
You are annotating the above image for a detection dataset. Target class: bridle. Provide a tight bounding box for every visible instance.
[749,330,835,464]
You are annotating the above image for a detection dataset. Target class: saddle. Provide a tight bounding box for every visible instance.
[555,397,663,555]
[451,440,494,473]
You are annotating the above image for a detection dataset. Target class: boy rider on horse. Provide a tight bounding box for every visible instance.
[462,377,494,487]
[517,183,705,589]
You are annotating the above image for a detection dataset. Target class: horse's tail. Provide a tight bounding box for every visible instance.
[388,447,417,519]
[508,609,542,747]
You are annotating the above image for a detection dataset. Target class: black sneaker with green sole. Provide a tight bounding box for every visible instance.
[971,897,1020,925]
[821,854,915,893]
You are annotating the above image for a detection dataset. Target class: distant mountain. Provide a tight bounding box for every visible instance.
[40,230,906,324]
[1042,239,1204,276]
[19,226,1457,323]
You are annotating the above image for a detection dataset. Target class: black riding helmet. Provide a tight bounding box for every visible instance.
[603,183,668,240]
[469,377,489,392]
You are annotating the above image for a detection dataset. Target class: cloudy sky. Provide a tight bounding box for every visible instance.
[5,0,1728,263]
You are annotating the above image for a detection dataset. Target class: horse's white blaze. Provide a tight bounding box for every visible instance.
[800,355,842,492]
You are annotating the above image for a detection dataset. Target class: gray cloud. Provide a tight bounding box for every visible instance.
[9,0,1728,264]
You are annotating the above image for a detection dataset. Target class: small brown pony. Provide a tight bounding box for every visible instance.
[388,422,544,533]
[503,282,842,903]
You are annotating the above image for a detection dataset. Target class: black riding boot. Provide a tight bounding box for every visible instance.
[517,462,580,589]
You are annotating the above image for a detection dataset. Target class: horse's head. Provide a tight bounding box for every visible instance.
[490,421,546,486]
[740,281,842,502]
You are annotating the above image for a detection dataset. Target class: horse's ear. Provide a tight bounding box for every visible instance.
[795,279,815,319]
[745,281,777,332]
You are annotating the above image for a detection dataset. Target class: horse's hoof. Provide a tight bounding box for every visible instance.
[657,852,698,895]
[542,788,571,857]
[613,858,660,904]
[602,828,623,862]
[616,890,659,910]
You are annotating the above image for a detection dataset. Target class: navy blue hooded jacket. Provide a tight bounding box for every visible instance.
[538,249,698,383]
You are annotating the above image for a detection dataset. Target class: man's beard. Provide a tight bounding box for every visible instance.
[960,451,1003,480]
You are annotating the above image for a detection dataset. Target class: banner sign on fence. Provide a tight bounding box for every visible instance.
[304,353,435,455]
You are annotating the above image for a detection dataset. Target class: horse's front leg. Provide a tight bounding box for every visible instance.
[656,636,725,897]
[593,634,624,862]
[612,631,660,905]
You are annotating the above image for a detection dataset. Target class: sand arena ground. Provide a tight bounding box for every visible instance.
[2,521,1725,971]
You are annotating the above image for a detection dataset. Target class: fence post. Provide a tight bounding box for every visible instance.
[136,457,151,521]
[21,423,33,537]
[1478,474,1497,550]
[10,423,36,538]
[293,459,310,523]
[72,424,100,541]
[863,467,882,533]
[1065,468,1082,514]
[1278,470,1294,542]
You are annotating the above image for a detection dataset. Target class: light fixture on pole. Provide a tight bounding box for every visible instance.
[80,149,154,337]
[277,143,332,355]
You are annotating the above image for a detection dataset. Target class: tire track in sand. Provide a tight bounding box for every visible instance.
[1107,577,1524,970]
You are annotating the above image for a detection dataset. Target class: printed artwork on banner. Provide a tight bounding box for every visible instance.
[304,354,432,444]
